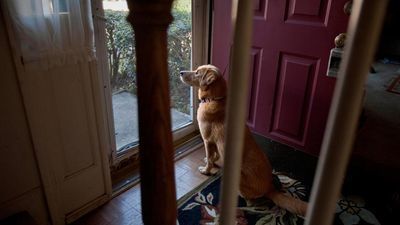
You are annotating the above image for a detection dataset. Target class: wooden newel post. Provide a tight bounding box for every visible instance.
[126,1,176,225]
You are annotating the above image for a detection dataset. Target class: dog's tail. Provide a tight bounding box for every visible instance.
[266,190,308,216]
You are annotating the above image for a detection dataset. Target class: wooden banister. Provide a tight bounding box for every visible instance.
[126,1,176,225]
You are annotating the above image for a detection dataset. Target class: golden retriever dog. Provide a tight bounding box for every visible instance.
[180,64,308,216]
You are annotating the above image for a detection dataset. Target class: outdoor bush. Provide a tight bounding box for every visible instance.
[105,10,136,93]
[105,4,192,114]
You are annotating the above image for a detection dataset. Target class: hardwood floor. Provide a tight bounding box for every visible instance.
[73,147,208,225]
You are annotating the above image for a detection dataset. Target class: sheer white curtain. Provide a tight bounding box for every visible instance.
[3,0,95,69]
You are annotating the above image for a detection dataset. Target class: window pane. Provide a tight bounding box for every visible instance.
[169,0,193,131]
[103,0,193,152]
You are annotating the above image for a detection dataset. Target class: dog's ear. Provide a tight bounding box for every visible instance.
[200,70,217,89]
[208,67,220,76]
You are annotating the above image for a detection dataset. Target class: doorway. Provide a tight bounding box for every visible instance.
[93,0,210,187]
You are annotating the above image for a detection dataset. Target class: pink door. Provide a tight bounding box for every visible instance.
[212,0,349,156]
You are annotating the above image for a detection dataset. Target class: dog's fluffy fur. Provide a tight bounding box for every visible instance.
[180,65,308,216]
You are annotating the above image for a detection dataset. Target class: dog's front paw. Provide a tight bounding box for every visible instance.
[198,165,211,175]
[204,155,221,168]
[199,165,218,176]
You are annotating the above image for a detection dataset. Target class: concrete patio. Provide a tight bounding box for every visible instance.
[112,91,192,150]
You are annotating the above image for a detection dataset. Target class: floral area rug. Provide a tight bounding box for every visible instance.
[177,173,381,225]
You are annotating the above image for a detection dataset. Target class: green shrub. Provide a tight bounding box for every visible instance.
[104,5,192,114]
[105,10,136,93]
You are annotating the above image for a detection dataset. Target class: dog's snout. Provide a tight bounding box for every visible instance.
[179,70,191,76]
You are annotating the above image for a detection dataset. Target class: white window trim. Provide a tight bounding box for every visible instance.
[91,0,210,165]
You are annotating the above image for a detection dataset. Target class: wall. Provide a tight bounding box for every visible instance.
[377,0,400,57]
[0,8,50,225]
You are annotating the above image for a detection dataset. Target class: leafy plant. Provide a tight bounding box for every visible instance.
[105,10,136,93]
[104,1,192,114]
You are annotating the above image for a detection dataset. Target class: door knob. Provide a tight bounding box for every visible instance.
[334,33,347,49]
